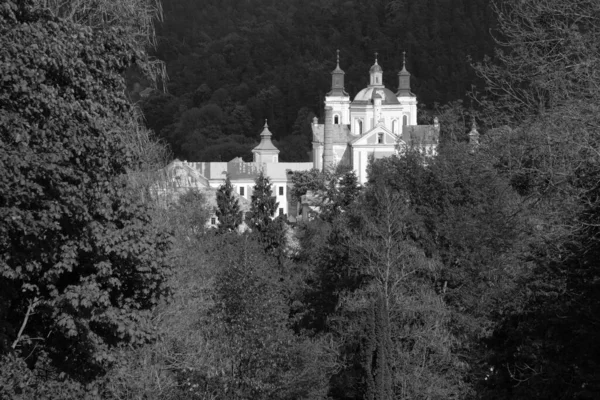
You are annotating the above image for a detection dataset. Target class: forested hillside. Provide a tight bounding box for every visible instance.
[140,0,496,161]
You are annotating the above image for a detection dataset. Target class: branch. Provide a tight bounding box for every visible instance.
[11,297,39,350]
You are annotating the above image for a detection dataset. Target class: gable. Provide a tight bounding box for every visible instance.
[350,125,399,146]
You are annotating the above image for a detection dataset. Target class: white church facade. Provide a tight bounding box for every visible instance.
[312,51,438,183]
[154,52,439,221]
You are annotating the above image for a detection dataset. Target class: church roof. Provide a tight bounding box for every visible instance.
[401,125,439,145]
[252,120,279,153]
[369,60,383,73]
[352,87,400,105]
[312,124,355,144]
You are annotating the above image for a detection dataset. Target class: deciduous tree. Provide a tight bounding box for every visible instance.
[0,0,172,382]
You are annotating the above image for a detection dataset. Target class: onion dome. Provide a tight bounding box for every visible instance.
[368,52,384,87]
[328,49,349,96]
[369,61,383,73]
[353,87,400,105]
[253,120,279,151]
[397,51,415,97]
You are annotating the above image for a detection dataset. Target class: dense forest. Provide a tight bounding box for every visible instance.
[2,0,600,399]
[139,0,497,161]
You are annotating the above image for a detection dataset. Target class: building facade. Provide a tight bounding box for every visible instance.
[155,53,439,223]
[153,122,313,223]
[312,51,439,183]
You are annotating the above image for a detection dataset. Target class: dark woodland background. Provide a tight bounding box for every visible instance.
[137,0,496,162]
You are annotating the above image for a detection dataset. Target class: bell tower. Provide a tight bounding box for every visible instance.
[369,52,384,87]
[325,50,350,125]
[396,51,418,126]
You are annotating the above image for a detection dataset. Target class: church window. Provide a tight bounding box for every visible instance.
[240,186,245,196]
[334,115,339,124]
[279,186,284,196]
[378,133,384,144]
[392,120,398,133]
[376,76,379,84]
[403,115,408,125]
[356,119,363,135]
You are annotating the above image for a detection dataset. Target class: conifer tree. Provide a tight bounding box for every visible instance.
[215,175,243,233]
[246,171,278,233]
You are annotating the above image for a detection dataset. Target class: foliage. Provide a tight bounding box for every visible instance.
[290,168,329,203]
[473,0,600,125]
[34,0,165,87]
[146,0,496,161]
[304,177,476,399]
[209,236,334,399]
[171,189,211,236]
[291,166,360,222]
[215,175,243,233]
[471,1,600,398]
[0,0,172,382]
[245,171,278,233]
[322,166,360,220]
[0,353,110,399]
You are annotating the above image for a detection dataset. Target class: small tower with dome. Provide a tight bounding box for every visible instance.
[396,51,418,125]
[324,50,351,126]
[369,53,384,87]
[252,120,279,163]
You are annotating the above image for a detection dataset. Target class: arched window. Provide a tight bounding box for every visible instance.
[392,119,398,133]
[355,119,363,135]
[403,115,408,126]
[334,115,340,124]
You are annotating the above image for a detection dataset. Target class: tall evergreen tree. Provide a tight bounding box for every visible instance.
[215,175,243,233]
[246,171,278,233]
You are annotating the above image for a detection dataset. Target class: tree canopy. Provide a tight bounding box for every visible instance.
[0,0,172,383]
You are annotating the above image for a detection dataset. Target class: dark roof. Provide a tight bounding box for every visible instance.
[369,62,383,73]
[312,124,355,144]
[352,87,400,105]
[401,125,439,145]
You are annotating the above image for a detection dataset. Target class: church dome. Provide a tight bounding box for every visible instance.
[369,62,383,73]
[352,87,399,104]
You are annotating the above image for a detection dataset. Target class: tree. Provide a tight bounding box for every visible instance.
[290,166,361,222]
[246,171,278,233]
[215,175,243,233]
[322,166,360,220]
[37,0,166,84]
[172,189,211,236]
[290,168,328,203]
[471,1,600,398]
[0,0,172,382]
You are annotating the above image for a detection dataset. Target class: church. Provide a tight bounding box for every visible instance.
[154,52,439,221]
[312,51,439,183]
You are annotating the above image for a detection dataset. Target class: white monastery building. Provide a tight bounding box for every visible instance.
[312,51,438,183]
[155,52,439,221]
